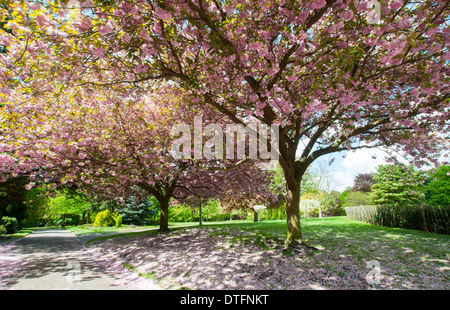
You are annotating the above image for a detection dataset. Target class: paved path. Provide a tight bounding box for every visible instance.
[0,229,161,290]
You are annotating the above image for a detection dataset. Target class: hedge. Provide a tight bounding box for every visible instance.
[345,205,450,235]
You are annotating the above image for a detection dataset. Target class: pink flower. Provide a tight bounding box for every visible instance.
[311,0,326,10]
[239,11,250,19]
[154,9,171,21]
[99,23,113,36]
[122,34,131,44]
[340,10,354,21]
[443,52,450,61]
[135,64,148,74]
[390,0,403,11]
[36,14,49,27]
[92,46,105,58]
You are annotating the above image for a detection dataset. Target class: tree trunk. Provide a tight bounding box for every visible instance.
[253,209,259,222]
[199,205,203,225]
[278,138,304,247]
[159,197,170,232]
[285,183,302,246]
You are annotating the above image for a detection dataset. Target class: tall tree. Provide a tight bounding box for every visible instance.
[371,163,427,207]
[1,0,449,245]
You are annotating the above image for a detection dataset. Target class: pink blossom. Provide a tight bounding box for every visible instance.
[390,0,403,11]
[311,0,326,10]
[154,9,171,21]
[340,10,354,21]
[443,52,450,61]
[36,14,49,27]
[99,23,113,35]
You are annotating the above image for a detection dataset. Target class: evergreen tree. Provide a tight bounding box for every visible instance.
[371,164,427,207]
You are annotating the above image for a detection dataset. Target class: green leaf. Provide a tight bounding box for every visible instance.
[407,36,416,48]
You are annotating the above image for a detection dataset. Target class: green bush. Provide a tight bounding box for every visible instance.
[2,216,19,234]
[93,210,116,227]
[278,204,286,219]
[0,225,6,235]
[266,208,272,220]
[115,214,122,228]
[271,208,279,220]
[169,199,230,223]
[169,204,193,222]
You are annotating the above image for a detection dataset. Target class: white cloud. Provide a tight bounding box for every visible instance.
[330,147,391,192]
[341,147,389,174]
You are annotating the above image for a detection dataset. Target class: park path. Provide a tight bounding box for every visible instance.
[0,228,162,290]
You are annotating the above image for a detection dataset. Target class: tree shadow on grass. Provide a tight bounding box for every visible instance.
[90,218,450,290]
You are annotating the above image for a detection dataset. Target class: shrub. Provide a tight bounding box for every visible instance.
[93,210,116,227]
[278,204,286,219]
[115,214,122,228]
[2,216,19,234]
[300,199,320,218]
[345,191,373,207]
[270,207,279,220]
[266,208,272,220]
[0,225,6,235]
[169,204,194,222]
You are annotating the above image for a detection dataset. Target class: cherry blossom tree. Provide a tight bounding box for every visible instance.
[1,0,449,245]
[0,83,275,231]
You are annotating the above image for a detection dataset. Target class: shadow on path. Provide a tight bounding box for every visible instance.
[0,229,161,290]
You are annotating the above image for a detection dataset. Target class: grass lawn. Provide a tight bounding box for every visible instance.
[87,216,449,290]
[67,222,199,237]
[0,228,34,244]
[67,223,159,236]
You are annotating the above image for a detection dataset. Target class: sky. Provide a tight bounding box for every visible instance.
[308,147,392,192]
[329,148,390,192]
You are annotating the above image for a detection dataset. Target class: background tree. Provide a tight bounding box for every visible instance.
[176,195,209,225]
[371,163,427,207]
[0,175,28,225]
[2,82,276,231]
[345,190,374,206]
[21,186,49,227]
[352,173,375,193]
[46,189,91,226]
[117,196,159,226]
[426,165,450,207]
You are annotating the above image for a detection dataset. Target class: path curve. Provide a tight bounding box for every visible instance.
[0,229,161,290]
